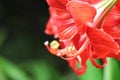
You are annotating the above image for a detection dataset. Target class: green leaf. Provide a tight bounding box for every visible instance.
[79,60,103,80]
[60,72,78,80]
[20,60,61,80]
[0,57,31,80]
[0,72,7,80]
[103,58,120,80]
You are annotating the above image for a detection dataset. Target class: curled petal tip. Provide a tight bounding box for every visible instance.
[57,52,61,56]
[44,41,49,45]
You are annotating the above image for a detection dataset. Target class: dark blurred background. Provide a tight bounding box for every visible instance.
[0,0,78,80]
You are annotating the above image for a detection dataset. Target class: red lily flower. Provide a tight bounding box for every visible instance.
[45,0,120,75]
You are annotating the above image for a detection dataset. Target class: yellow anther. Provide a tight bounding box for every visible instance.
[50,40,60,49]
[66,45,75,53]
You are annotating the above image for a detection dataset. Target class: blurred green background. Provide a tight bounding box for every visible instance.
[0,0,77,80]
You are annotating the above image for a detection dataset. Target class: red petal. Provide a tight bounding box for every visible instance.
[108,52,120,60]
[68,56,87,75]
[103,25,120,39]
[46,0,67,9]
[103,3,120,26]
[115,39,120,46]
[88,44,108,68]
[116,0,120,8]
[103,6,120,39]
[45,7,71,37]
[67,47,89,75]
[66,0,96,23]
[87,27,119,54]
[58,23,78,41]
[90,57,107,68]
[91,44,111,58]
[73,33,88,50]
[81,0,102,4]
[90,0,102,4]
[45,15,58,37]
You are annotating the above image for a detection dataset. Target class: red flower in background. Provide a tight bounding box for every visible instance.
[45,0,120,75]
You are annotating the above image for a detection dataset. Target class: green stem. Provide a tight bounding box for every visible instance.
[103,58,120,80]
[78,60,103,80]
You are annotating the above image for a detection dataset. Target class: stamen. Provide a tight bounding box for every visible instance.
[75,37,89,56]
[61,34,89,59]
[50,40,60,49]
[66,45,75,53]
